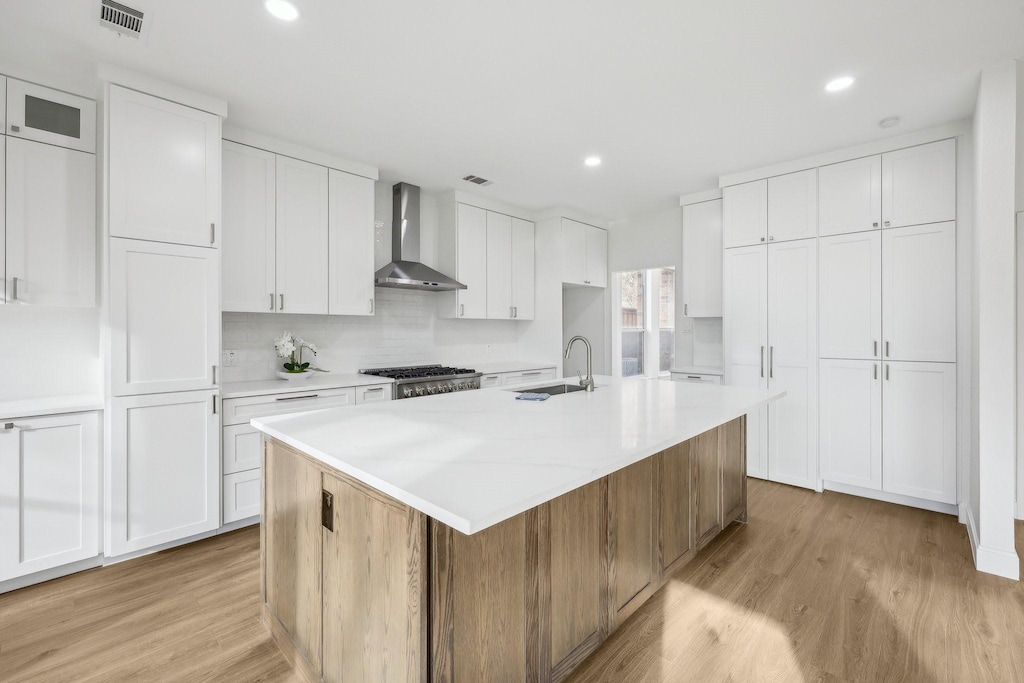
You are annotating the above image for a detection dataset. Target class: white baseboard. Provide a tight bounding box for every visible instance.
[103,516,260,565]
[822,481,958,515]
[965,505,1020,580]
[0,555,103,595]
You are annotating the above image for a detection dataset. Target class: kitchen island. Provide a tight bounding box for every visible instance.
[252,377,783,683]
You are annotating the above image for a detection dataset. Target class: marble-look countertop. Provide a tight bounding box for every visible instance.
[222,373,394,399]
[253,376,783,535]
[0,394,105,420]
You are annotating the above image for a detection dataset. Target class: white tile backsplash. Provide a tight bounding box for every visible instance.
[222,288,520,382]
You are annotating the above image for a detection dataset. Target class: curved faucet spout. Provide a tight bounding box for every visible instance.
[564,335,596,392]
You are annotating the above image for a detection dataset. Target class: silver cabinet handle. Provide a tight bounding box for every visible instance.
[885,340,890,357]
[3,422,22,431]
[885,364,890,381]
[513,306,518,318]
[210,223,216,245]
[11,277,18,301]
[270,293,275,311]
[364,387,384,393]
[760,237,765,242]
[213,396,217,415]
[10,125,20,133]
[872,222,879,228]
[510,306,514,319]
[768,236,774,241]
[280,294,285,311]
[760,346,765,378]
[684,303,688,316]
[459,303,464,317]
[687,375,701,380]
[522,371,543,376]
[369,299,374,314]
[212,365,217,385]
[484,375,498,380]
[874,364,878,380]
[769,346,774,378]
[276,394,319,401]
[874,340,878,357]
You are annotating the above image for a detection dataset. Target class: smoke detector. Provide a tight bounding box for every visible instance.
[462,175,493,187]
[100,0,151,39]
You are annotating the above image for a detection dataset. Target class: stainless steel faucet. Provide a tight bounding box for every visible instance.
[564,335,595,392]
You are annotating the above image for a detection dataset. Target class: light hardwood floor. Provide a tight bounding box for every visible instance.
[2,480,1022,682]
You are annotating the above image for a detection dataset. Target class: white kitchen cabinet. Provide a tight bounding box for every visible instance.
[723,245,768,479]
[819,359,882,491]
[882,361,957,504]
[109,238,220,396]
[276,155,328,314]
[6,78,96,153]
[562,218,607,287]
[222,470,261,524]
[438,202,488,319]
[108,85,220,248]
[5,137,95,307]
[480,373,501,389]
[107,391,219,557]
[0,412,100,581]
[222,423,262,475]
[766,239,817,489]
[670,372,722,385]
[881,222,956,362]
[881,139,956,229]
[222,141,275,313]
[818,155,882,236]
[486,211,513,319]
[767,169,817,242]
[511,217,536,319]
[722,179,767,248]
[328,169,375,316]
[355,384,391,404]
[500,368,557,387]
[0,75,6,133]
[0,137,5,303]
[681,199,723,317]
[818,231,882,360]
[221,388,356,426]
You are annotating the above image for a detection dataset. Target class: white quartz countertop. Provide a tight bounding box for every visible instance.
[473,361,559,375]
[253,377,783,535]
[670,366,724,376]
[0,394,105,420]
[222,373,394,399]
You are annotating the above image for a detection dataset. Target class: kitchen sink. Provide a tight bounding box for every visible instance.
[516,383,588,395]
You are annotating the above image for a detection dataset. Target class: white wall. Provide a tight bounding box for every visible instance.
[970,60,1019,579]
[563,287,610,377]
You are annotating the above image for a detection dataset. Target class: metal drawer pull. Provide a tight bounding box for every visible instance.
[513,306,518,318]
[369,299,374,314]
[280,294,285,311]
[270,293,274,311]
[276,394,319,401]
[364,387,384,393]
[873,364,878,380]
[873,340,878,357]
[459,304,464,317]
[212,365,217,385]
[11,277,18,301]
[885,365,890,381]
[210,223,216,245]
[885,340,889,357]
[522,371,543,376]
[769,346,774,378]
[687,375,701,380]
[3,423,21,431]
[213,397,217,415]
[760,346,765,378]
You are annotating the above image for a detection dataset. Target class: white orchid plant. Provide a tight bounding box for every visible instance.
[275,331,326,373]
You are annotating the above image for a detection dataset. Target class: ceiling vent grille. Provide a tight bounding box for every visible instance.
[463,175,493,187]
[100,0,145,38]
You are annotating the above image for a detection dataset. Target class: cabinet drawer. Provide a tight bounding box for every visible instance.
[223,470,261,524]
[501,368,556,387]
[355,384,392,404]
[222,387,356,426]
[480,374,502,389]
[223,424,262,475]
[671,373,722,385]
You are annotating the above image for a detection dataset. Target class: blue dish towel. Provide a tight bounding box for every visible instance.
[516,392,550,401]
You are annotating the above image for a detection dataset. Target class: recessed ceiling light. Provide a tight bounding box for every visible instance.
[879,116,900,129]
[264,0,299,21]
[825,76,855,92]
[584,156,602,167]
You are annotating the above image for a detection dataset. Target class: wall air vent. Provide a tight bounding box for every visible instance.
[100,0,145,38]
[462,175,493,187]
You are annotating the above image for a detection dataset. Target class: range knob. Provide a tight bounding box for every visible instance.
[427,386,437,395]
[455,383,464,391]
[416,387,425,396]
[448,383,456,392]
[403,388,413,398]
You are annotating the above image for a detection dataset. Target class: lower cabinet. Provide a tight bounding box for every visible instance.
[608,459,655,628]
[222,470,261,523]
[480,367,559,389]
[0,411,101,581]
[107,391,219,557]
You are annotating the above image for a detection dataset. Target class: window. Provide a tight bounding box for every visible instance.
[616,267,675,378]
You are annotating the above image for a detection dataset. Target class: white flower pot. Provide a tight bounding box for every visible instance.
[277,371,314,381]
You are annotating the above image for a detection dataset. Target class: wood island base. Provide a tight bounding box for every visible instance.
[261,417,746,683]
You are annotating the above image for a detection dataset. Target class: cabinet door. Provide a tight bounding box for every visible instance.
[694,427,722,548]
[609,459,655,627]
[455,203,488,319]
[881,139,956,229]
[511,217,535,319]
[6,79,96,153]
[222,423,262,474]
[107,391,219,557]
[819,359,882,490]
[275,156,328,314]
[768,169,817,242]
[657,441,693,575]
[222,470,261,524]
[561,218,587,285]
[818,155,882,236]
[480,373,501,389]
[5,138,96,307]
[882,222,956,362]
[108,85,220,247]
[0,75,6,133]
[109,238,219,396]
[723,245,768,478]
[222,141,276,313]
[722,179,767,248]
[681,199,722,317]
[818,231,881,359]
[882,361,956,504]
[328,169,375,316]
[0,137,5,303]
[355,384,392,404]
[767,239,817,490]
[0,412,100,581]
[485,211,513,319]
[585,226,608,287]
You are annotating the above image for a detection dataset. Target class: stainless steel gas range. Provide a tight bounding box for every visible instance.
[359,365,482,399]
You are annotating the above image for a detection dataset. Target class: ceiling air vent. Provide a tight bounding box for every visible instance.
[462,175,493,187]
[100,0,145,38]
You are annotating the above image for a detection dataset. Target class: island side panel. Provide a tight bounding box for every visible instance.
[262,438,323,679]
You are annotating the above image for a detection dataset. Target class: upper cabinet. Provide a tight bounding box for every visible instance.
[562,218,607,287]
[108,85,221,248]
[818,155,882,236]
[510,217,536,320]
[485,213,535,320]
[6,78,96,153]
[881,139,956,229]
[722,179,767,248]
[681,199,723,317]
[221,139,376,316]
[767,169,817,242]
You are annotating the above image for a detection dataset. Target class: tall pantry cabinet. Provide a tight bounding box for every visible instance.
[105,83,224,557]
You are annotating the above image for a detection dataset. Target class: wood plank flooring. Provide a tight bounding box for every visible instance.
[2,479,1022,682]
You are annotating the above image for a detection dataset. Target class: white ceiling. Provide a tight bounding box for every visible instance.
[2,0,1023,220]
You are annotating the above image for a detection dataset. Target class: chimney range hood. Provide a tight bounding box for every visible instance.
[374,183,466,292]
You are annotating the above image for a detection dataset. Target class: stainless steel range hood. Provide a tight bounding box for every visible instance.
[374,183,466,291]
